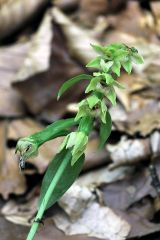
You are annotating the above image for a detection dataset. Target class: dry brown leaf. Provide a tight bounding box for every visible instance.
[36,219,99,240]
[0,121,26,199]
[59,184,95,219]
[76,165,132,188]
[54,0,79,11]
[13,10,84,120]
[0,42,30,117]
[1,198,38,226]
[14,11,53,82]
[84,136,109,170]
[103,2,158,43]
[0,149,26,199]
[113,100,160,136]
[0,0,47,39]
[101,163,160,211]
[52,7,98,64]
[107,137,151,169]
[114,73,150,112]
[150,131,160,160]
[8,118,42,139]
[1,188,39,226]
[54,201,130,240]
[0,215,29,240]
[117,199,160,238]
[129,110,160,136]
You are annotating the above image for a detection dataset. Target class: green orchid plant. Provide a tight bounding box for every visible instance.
[15,43,144,240]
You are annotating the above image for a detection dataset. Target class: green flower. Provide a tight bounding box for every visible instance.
[15,137,38,170]
[60,132,88,165]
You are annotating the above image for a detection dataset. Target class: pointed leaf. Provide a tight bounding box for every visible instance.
[87,95,100,109]
[100,59,113,72]
[99,111,112,149]
[131,53,144,64]
[85,77,100,93]
[107,87,116,106]
[39,149,84,210]
[122,60,132,74]
[57,74,92,99]
[90,44,105,54]
[86,57,101,68]
[112,61,121,76]
[75,101,90,121]
[104,73,114,85]
[71,133,88,165]
[100,100,107,123]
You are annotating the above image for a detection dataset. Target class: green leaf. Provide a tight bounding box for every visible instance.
[99,111,112,149]
[107,86,116,106]
[75,100,90,121]
[104,73,114,85]
[114,49,128,61]
[86,57,101,68]
[39,149,84,210]
[87,95,100,109]
[131,53,144,64]
[122,60,132,74]
[85,77,100,93]
[100,100,107,123]
[112,61,121,76]
[90,44,105,54]
[57,74,92,99]
[100,59,113,72]
[71,132,88,165]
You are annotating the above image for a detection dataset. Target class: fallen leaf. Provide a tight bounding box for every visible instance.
[54,0,79,11]
[76,165,133,188]
[54,201,130,240]
[0,0,47,39]
[37,219,99,240]
[15,10,53,82]
[0,42,30,117]
[113,100,160,136]
[116,199,160,238]
[0,215,29,240]
[0,121,26,199]
[0,149,26,199]
[1,187,39,226]
[13,10,84,121]
[84,135,109,170]
[58,184,95,219]
[101,163,160,211]
[52,7,98,64]
[107,136,151,169]
[150,131,160,161]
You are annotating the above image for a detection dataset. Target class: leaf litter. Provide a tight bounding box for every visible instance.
[0,1,160,240]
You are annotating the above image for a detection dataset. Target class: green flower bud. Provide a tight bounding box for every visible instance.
[15,137,38,170]
[60,132,88,166]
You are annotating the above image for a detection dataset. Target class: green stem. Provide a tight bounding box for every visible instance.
[78,116,93,135]
[26,151,71,240]
[31,118,78,146]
